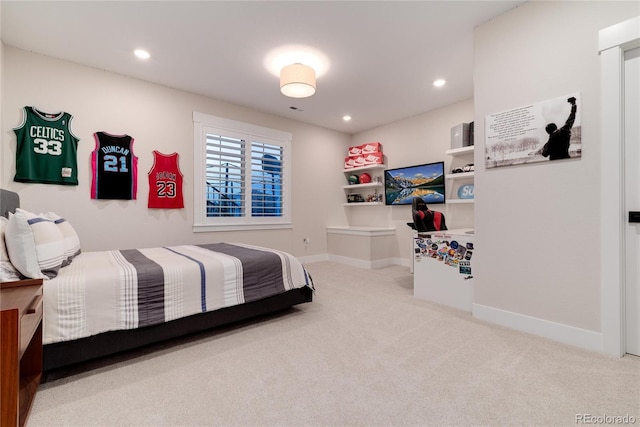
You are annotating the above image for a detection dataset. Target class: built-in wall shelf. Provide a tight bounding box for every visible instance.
[343,202,384,207]
[445,146,474,157]
[343,164,386,173]
[446,172,474,180]
[342,182,383,190]
[343,164,385,206]
[446,145,474,205]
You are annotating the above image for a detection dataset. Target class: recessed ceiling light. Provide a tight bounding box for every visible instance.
[433,79,446,87]
[134,49,151,60]
[343,115,352,122]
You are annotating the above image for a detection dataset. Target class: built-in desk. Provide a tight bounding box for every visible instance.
[413,229,474,312]
[326,226,396,269]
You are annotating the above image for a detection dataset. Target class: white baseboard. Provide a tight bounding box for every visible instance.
[394,257,412,268]
[297,253,329,264]
[327,254,397,269]
[472,303,602,353]
[303,254,411,269]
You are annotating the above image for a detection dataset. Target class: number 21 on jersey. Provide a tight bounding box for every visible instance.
[103,154,129,172]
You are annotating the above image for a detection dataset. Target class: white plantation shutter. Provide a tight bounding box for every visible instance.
[205,134,246,217]
[251,142,283,217]
[193,112,292,231]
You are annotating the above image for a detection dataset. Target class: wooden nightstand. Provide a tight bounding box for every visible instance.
[1,278,44,427]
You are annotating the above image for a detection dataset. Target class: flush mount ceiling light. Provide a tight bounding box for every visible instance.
[265,45,329,98]
[280,63,316,98]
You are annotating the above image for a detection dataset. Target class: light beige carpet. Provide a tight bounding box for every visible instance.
[29,261,639,426]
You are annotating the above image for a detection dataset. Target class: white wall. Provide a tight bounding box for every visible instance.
[1,46,351,256]
[350,100,475,262]
[473,1,639,344]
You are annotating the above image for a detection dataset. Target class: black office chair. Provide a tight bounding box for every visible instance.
[410,197,447,232]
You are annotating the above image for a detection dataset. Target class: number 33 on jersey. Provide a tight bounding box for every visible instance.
[91,131,138,200]
[13,106,80,185]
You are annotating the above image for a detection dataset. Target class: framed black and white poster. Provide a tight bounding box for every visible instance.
[485,92,581,169]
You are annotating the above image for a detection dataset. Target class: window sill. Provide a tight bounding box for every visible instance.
[193,223,293,232]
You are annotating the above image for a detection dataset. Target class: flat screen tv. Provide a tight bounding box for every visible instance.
[384,161,446,205]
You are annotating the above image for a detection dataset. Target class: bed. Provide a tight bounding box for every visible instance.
[0,189,313,373]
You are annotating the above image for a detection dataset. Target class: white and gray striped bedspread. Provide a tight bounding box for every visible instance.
[43,243,313,345]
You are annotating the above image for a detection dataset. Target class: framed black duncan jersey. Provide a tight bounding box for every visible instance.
[13,106,80,185]
[90,131,138,200]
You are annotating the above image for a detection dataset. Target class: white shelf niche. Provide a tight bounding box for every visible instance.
[445,146,474,157]
[446,145,474,204]
[343,182,383,190]
[343,164,385,206]
[446,171,474,180]
[343,164,386,173]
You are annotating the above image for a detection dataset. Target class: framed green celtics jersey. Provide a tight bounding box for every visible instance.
[13,106,80,185]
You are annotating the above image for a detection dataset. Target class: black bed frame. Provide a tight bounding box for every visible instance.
[0,189,313,373]
[43,286,312,372]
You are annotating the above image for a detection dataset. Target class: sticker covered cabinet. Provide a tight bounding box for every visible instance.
[413,229,474,312]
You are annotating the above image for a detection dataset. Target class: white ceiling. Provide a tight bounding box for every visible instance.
[1,1,524,134]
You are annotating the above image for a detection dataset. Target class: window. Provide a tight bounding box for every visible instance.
[193,112,292,231]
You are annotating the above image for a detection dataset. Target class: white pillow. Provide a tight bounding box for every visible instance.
[0,217,24,282]
[41,212,81,266]
[6,209,64,279]
[5,210,44,279]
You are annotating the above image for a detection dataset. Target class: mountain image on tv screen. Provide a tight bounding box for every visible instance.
[384,161,445,205]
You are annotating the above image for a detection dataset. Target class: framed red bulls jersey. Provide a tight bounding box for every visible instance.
[148,151,184,209]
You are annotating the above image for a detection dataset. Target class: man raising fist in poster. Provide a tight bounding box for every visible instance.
[541,96,578,160]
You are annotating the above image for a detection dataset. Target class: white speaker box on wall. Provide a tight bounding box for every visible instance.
[450,123,470,149]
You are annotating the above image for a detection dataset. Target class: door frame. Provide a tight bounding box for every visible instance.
[600,16,640,357]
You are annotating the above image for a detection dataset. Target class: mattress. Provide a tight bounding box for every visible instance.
[43,242,313,345]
